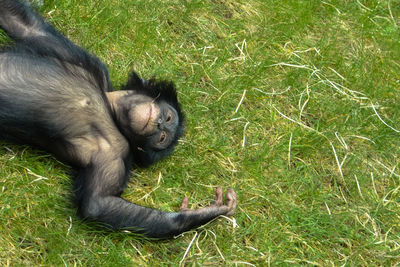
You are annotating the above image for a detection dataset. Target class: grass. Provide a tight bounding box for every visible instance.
[1,0,399,265]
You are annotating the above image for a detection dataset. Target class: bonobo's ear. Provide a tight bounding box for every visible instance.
[122,72,148,91]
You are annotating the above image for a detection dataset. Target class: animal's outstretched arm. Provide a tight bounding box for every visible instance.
[74,154,236,239]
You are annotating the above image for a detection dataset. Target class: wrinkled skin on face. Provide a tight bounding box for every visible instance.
[130,100,179,150]
[106,92,180,151]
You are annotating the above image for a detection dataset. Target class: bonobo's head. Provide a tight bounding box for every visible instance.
[107,72,184,167]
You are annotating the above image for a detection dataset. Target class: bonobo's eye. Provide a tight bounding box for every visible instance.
[159,131,167,143]
[166,109,173,123]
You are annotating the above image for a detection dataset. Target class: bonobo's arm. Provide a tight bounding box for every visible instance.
[74,154,237,239]
[0,0,111,91]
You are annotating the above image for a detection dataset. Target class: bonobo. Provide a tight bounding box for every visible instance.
[0,0,236,238]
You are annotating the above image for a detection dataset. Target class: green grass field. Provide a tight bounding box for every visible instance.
[1,0,399,265]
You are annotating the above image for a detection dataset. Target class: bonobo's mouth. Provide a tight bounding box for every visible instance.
[142,103,153,131]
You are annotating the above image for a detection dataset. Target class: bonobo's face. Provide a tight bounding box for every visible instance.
[108,75,185,166]
[128,95,179,150]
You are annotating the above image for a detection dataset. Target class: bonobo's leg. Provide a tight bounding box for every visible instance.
[75,152,237,239]
[0,0,111,91]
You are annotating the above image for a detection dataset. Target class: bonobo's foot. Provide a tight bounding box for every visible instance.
[179,187,237,216]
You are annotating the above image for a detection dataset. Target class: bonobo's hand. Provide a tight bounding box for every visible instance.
[179,187,237,216]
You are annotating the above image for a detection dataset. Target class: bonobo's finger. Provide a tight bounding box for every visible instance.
[214,187,223,206]
[225,188,237,216]
[179,196,189,211]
